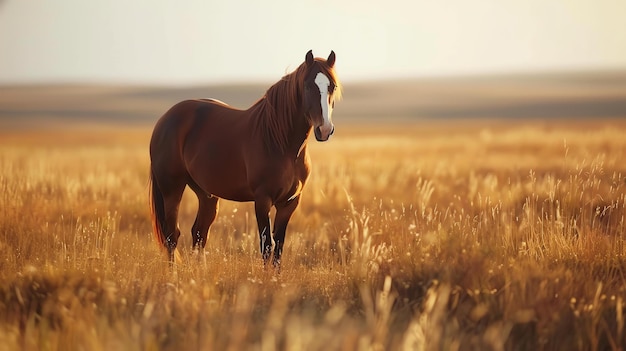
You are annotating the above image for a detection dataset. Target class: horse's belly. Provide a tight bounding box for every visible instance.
[194,164,255,202]
[210,181,255,202]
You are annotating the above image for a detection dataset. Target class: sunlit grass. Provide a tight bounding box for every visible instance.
[0,120,625,350]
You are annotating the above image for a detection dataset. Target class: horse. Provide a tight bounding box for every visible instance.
[149,50,341,267]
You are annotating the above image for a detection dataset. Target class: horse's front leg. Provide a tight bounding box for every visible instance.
[272,196,300,269]
[254,196,273,264]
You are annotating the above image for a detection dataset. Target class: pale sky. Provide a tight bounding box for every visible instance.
[1,0,625,85]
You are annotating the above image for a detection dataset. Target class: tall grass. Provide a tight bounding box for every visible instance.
[0,120,625,350]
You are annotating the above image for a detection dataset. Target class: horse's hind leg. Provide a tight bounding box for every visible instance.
[190,184,219,251]
[159,179,186,262]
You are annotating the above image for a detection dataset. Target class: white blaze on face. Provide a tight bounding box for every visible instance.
[314,72,333,139]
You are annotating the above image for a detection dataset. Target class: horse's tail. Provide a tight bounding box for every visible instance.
[149,169,181,263]
[149,168,168,252]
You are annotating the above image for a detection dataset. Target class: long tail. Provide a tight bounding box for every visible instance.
[149,168,168,252]
[149,168,181,264]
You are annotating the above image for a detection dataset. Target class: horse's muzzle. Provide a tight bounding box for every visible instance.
[314,125,335,141]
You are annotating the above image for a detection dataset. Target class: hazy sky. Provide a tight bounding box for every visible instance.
[1,0,625,85]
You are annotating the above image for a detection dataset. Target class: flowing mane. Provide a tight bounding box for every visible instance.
[252,59,342,154]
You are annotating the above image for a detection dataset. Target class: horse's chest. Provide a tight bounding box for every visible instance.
[279,162,309,203]
[258,154,310,203]
[271,158,308,184]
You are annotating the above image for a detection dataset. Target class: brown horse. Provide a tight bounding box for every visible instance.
[149,50,341,267]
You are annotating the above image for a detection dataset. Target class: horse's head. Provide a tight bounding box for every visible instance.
[302,50,341,142]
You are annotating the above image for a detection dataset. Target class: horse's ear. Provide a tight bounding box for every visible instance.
[327,50,336,68]
[305,50,314,66]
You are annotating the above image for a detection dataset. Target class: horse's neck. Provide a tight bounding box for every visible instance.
[295,126,312,159]
[247,99,312,156]
[286,110,312,157]
[296,125,313,156]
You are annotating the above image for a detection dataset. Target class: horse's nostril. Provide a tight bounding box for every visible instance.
[314,126,322,141]
[330,126,335,135]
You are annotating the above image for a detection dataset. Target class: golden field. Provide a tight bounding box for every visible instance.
[0,117,625,350]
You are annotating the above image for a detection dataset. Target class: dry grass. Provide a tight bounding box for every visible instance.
[0,119,625,350]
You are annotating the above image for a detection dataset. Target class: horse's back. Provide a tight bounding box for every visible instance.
[150,100,230,175]
[150,99,255,200]
[151,99,239,146]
